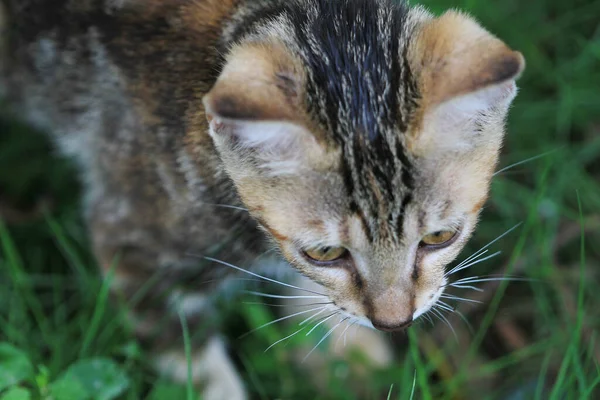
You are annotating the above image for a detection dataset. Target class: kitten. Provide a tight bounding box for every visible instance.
[0,0,524,398]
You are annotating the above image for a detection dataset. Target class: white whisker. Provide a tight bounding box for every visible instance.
[454,310,474,334]
[493,149,558,176]
[448,223,521,275]
[206,203,249,212]
[453,276,531,285]
[432,307,457,340]
[345,319,359,347]
[448,249,490,276]
[336,317,356,348]
[437,300,455,312]
[306,313,338,336]
[446,251,502,276]
[202,256,326,296]
[440,294,482,304]
[299,307,329,326]
[239,305,326,338]
[264,325,307,352]
[243,301,333,308]
[243,291,325,300]
[417,309,434,326]
[352,320,361,339]
[303,317,348,362]
[423,313,435,327]
[435,302,454,312]
[449,283,484,292]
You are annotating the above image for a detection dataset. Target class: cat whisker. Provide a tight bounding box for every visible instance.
[239,305,327,339]
[352,320,361,340]
[264,325,307,353]
[423,313,435,327]
[437,300,455,312]
[493,148,559,176]
[243,290,326,300]
[243,301,333,308]
[303,316,348,362]
[449,283,484,292]
[198,277,264,286]
[431,307,457,340]
[448,249,490,275]
[336,317,356,348]
[306,312,339,336]
[200,256,326,296]
[452,275,532,285]
[440,294,482,304]
[454,309,474,334]
[447,223,521,275]
[204,203,249,212]
[445,251,502,277]
[299,307,330,326]
[254,247,279,260]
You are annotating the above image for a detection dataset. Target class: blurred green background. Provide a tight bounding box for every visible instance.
[1,0,599,399]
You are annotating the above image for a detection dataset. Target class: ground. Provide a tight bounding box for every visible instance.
[1,0,599,398]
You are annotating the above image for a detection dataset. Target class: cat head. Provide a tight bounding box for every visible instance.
[203,1,524,331]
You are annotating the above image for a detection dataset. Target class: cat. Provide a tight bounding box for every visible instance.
[0,0,524,398]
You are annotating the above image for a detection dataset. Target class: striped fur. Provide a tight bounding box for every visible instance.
[2,0,524,397]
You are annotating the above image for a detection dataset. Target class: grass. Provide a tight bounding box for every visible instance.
[1,0,600,398]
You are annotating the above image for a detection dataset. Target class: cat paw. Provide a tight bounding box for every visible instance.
[154,336,247,400]
[200,337,247,400]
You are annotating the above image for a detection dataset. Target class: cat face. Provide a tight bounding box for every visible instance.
[204,4,524,331]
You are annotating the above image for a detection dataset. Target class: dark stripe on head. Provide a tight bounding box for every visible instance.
[226,3,286,44]
[396,193,413,239]
[228,0,420,242]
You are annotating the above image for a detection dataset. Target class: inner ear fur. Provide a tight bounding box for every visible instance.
[411,10,525,107]
[202,42,338,172]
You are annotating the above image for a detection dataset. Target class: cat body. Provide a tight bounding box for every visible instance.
[0,0,524,398]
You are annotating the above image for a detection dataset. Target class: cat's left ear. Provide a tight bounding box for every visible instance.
[203,43,326,174]
[409,11,525,152]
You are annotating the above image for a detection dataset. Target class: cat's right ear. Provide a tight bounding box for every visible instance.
[202,43,327,174]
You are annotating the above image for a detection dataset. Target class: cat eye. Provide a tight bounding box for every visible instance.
[420,230,458,249]
[303,246,348,264]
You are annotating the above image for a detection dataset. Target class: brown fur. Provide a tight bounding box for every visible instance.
[1,1,523,398]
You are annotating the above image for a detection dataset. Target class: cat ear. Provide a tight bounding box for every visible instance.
[415,10,525,108]
[202,43,319,165]
[410,11,525,151]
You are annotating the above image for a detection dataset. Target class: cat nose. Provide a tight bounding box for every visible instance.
[371,318,413,332]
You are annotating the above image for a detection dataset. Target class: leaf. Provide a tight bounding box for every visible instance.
[0,344,34,391]
[49,377,89,400]
[147,382,192,400]
[0,387,31,400]
[61,358,129,400]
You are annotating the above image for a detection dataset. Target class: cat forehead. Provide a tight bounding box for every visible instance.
[275,0,425,241]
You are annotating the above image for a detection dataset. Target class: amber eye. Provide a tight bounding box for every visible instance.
[303,246,348,264]
[420,230,458,248]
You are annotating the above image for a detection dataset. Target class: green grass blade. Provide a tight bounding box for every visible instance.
[408,329,432,400]
[79,257,117,357]
[178,308,195,400]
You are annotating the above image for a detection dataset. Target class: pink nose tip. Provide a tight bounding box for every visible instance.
[371,319,413,332]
